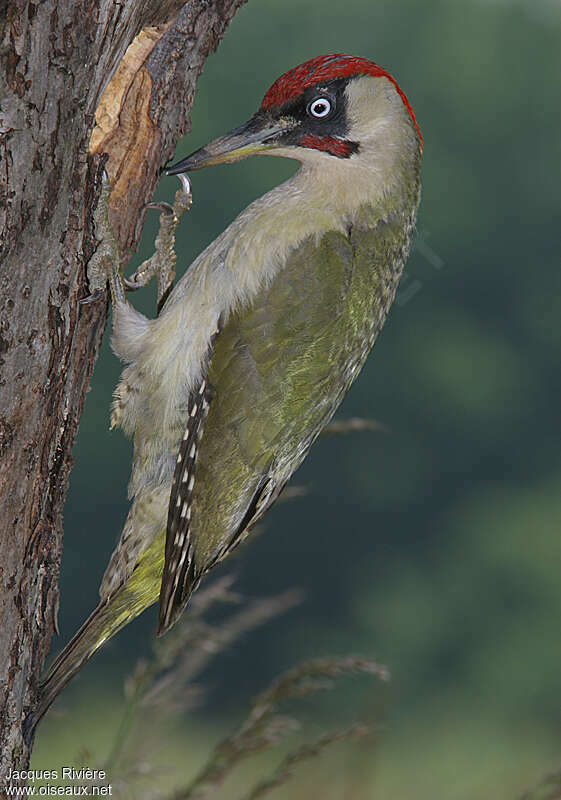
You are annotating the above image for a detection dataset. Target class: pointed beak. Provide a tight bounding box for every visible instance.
[166,115,290,174]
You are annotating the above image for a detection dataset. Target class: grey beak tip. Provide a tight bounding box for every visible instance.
[166,164,186,176]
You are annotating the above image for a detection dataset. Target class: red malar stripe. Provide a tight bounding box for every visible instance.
[300,135,356,158]
[261,54,422,151]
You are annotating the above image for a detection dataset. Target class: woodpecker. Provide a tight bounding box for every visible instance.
[30,54,422,732]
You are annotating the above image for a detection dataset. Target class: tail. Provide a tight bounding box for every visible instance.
[24,600,119,741]
[24,538,164,743]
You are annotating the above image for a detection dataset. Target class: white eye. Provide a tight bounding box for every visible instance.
[308,97,332,118]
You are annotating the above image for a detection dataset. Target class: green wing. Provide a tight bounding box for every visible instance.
[158,206,415,632]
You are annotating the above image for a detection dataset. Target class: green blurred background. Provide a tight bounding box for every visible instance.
[32,0,561,796]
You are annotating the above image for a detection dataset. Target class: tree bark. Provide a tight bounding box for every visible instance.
[0,0,247,784]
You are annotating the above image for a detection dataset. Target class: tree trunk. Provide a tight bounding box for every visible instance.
[0,0,247,784]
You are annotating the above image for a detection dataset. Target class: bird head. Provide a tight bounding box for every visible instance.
[166,54,422,175]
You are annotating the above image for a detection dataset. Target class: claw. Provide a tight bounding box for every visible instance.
[176,173,191,197]
[123,277,143,291]
[145,201,175,216]
[79,287,105,305]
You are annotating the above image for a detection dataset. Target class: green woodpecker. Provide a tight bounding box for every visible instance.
[30,54,422,732]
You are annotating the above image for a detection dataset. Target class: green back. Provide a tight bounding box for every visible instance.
[189,200,419,571]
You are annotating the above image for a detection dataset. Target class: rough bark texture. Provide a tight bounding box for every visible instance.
[0,0,247,785]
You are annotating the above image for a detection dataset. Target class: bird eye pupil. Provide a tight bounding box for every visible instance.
[309,98,332,118]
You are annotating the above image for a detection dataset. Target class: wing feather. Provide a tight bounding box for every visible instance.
[158,327,220,634]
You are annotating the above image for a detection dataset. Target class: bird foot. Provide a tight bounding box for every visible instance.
[82,170,125,308]
[125,174,192,313]
[82,172,192,313]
